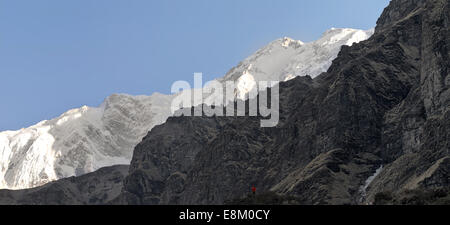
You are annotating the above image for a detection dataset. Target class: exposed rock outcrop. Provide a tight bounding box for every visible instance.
[0,165,128,205]
[112,0,448,205]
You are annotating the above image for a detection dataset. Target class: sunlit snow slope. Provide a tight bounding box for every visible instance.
[0,28,372,190]
[220,28,374,99]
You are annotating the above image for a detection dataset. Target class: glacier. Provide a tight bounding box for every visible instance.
[0,28,373,190]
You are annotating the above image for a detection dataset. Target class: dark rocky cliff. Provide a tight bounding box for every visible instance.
[0,165,128,205]
[115,0,449,205]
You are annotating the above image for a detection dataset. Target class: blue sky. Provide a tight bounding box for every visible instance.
[0,0,389,131]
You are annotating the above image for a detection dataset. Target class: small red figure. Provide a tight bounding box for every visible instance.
[251,186,256,195]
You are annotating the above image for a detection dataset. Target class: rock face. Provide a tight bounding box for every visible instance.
[0,165,128,205]
[373,187,450,205]
[116,0,449,205]
[365,0,450,202]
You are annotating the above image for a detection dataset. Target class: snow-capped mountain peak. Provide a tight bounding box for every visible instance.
[0,28,373,190]
[319,28,374,46]
[222,28,374,99]
[0,94,173,190]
